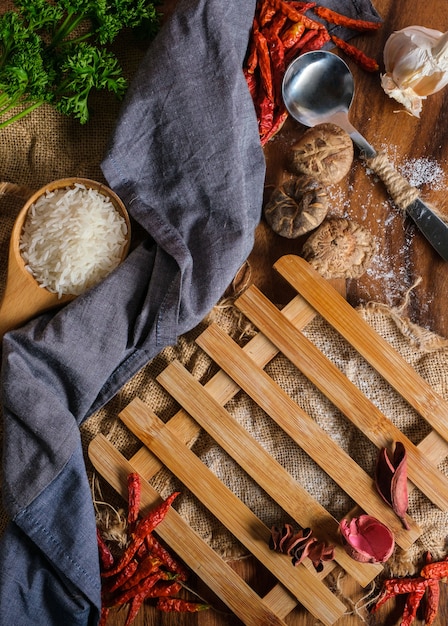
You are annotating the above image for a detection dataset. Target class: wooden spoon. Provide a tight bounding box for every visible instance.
[0,178,131,338]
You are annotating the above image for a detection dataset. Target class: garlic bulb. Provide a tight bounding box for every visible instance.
[381,26,448,117]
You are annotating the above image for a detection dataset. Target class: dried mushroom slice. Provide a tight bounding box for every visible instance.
[290,123,354,185]
[302,218,376,279]
[264,175,329,239]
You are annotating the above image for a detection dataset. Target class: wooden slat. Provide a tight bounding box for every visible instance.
[123,293,321,488]
[157,362,383,587]
[88,435,288,626]
[195,323,419,549]
[235,285,448,512]
[118,401,348,626]
[275,255,448,447]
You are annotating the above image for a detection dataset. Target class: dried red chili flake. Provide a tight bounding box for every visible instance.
[331,35,379,72]
[156,597,210,613]
[314,6,381,31]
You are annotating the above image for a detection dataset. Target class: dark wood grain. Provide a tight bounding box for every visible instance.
[106,0,448,624]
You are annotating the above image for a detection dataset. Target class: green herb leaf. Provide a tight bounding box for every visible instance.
[0,0,160,129]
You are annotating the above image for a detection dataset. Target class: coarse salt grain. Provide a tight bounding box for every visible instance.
[398,157,445,190]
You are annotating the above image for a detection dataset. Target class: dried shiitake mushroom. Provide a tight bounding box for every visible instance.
[302,218,376,279]
[290,123,354,185]
[264,175,329,238]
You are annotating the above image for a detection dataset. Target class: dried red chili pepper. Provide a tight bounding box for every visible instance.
[420,558,448,581]
[280,21,305,49]
[111,571,166,607]
[330,35,379,72]
[401,587,427,626]
[267,12,288,37]
[261,108,288,145]
[98,606,109,626]
[101,491,180,578]
[246,44,258,75]
[127,472,141,535]
[289,1,316,11]
[123,594,143,626]
[145,533,189,581]
[96,528,114,571]
[300,27,331,54]
[106,559,139,594]
[284,27,323,64]
[263,29,285,102]
[254,29,274,100]
[118,555,163,592]
[314,6,381,31]
[268,0,320,30]
[244,69,258,99]
[143,580,183,598]
[259,0,277,27]
[371,576,430,615]
[258,93,275,139]
[419,552,442,625]
[156,597,210,612]
[425,579,440,626]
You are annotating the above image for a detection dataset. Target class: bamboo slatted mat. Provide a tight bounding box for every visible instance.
[88,255,448,625]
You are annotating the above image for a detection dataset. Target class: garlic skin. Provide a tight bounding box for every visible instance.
[381,26,448,117]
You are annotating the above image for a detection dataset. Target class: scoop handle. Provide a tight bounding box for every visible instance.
[327,111,377,159]
[0,244,70,338]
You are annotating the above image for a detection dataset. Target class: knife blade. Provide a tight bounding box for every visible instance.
[405,197,448,261]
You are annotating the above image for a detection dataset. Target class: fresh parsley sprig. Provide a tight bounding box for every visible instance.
[0,0,161,129]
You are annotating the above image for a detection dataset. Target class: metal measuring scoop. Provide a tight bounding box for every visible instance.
[282,50,448,261]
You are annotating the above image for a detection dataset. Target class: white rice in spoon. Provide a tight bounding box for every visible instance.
[20,183,128,297]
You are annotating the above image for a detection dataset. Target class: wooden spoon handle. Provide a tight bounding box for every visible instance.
[0,242,71,338]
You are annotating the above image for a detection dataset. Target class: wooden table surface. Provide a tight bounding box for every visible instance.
[106,0,448,624]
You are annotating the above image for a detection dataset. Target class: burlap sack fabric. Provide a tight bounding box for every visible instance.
[1,2,447,580]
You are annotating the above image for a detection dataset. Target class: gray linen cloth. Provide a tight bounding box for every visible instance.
[0,1,380,624]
